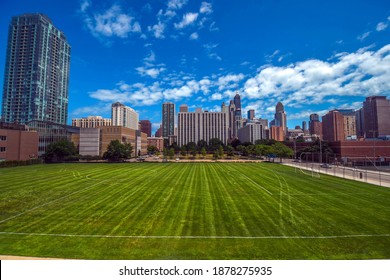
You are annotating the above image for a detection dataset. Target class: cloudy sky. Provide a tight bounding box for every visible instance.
[0,0,389,133]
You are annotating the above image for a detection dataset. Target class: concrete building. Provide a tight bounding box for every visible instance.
[2,14,70,125]
[79,128,100,156]
[155,124,162,137]
[270,126,284,141]
[288,128,304,139]
[178,108,229,146]
[179,104,188,113]
[363,96,390,138]
[237,123,265,144]
[343,112,357,139]
[147,137,164,151]
[111,102,139,130]
[27,120,79,156]
[77,126,147,157]
[0,122,38,161]
[322,110,345,142]
[162,102,175,138]
[139,120,152,137]
[335,109,357,139]
[355,108,365,138]
[72,116,111,128]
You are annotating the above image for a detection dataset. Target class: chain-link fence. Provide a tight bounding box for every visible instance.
[285,159,390,188]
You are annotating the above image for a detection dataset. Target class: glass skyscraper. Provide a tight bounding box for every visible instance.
[1,14,70,125]
[162,102,175,138]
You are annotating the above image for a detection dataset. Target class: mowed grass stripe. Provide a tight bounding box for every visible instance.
[1,164,149,231]
[1,162,390,259]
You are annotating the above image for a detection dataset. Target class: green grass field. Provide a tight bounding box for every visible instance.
[0,162,389,259]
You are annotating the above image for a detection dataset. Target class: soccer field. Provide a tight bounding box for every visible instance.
[0,162,389,259]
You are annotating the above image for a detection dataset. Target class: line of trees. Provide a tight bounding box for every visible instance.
[43,139,134,163]
[160,138,294,161]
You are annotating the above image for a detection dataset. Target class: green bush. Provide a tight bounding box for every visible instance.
[0,158,42,168]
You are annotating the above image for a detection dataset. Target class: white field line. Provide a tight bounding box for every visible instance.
[239,173,273,195]
[0,231,389,239]
[0,179,109,225]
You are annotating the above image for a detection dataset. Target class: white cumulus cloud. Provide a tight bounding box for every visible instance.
[174,12,199,29]
[200,2,213,14]
[82,4,141,39]
[243,44,390,107]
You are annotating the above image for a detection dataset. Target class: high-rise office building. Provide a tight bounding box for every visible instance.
[228,100,236,140]
[273,102,287,138]
[309,113,322,139]
[111,102,139,130]
[1,14,70,125]
[233,92,241,111]
[302,121,307,132]
[139,120,152,137]
[162,102,175,138]
[178,108,229,146]
[363,96,390,138]
[238,123,265,144]
[336,109,357,139]
[247,109,255,120]
[355,108,365,138]
[322,110,345,142]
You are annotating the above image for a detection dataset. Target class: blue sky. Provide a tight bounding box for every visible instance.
[1,0,390,134]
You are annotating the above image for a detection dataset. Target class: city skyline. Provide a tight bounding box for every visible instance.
[1,1,390,134]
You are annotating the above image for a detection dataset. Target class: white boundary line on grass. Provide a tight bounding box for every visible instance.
[239,173,273,195]
[0,231,389,239]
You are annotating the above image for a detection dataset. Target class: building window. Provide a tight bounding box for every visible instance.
[0,147,6,152]
[0,136,6,141]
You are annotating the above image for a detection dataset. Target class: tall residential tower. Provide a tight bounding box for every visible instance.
[111,102,139,130]
[1,14,70,124]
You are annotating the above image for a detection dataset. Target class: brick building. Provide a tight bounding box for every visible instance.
[0,122,38,161]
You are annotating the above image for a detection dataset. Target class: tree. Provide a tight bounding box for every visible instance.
[187,142,197,152]
[246,144,256,157]
[44,139,78,163]
[201,147,207,158]
[230,138,241,149]
[168,148,175,159]
[208,138,223,152]
[226,145,234,157]
[103,140,133,162]
[255,139,277,146]
[272,142,293,162]
[217,145,224,158]
[197,140,208,150]
[180,145,187,157]
[190,148,197,158]
[147,145,158,154]
[236,145,248,156]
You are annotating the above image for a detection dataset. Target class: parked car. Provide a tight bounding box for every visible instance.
[320,163,331,168]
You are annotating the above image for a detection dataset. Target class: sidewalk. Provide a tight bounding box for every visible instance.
[283,162,390,188]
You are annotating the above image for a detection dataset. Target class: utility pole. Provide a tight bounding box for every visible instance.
[319,138,322,163]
